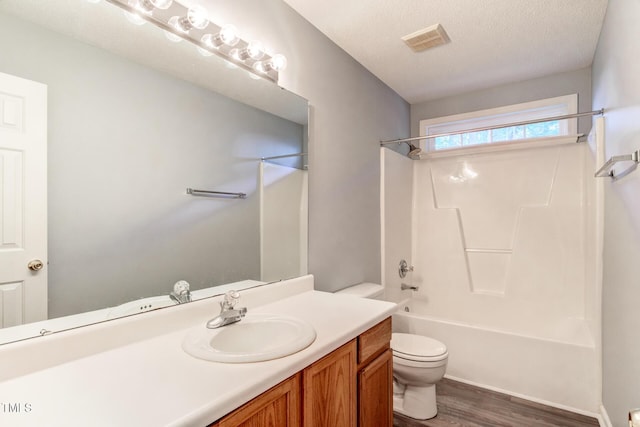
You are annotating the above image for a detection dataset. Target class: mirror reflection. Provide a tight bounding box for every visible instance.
[0,0,309,344]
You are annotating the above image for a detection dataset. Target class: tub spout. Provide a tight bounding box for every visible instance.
[401,283,419,291]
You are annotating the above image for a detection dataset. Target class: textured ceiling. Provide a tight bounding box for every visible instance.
[282,0,609,104]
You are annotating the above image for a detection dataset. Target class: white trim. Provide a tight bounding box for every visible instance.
[419,94,578,152]
[599,404,613,427]
[444,374,602,421]
[380,148,386,291]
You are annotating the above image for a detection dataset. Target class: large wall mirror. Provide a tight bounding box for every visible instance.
[0,0,309,344]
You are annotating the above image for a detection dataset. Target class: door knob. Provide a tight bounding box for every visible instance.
[28,259,44,271]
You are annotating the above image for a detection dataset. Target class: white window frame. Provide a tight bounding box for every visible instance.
[419,94,578,155]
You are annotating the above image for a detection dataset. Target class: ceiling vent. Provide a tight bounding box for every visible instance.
[402,24,450,53]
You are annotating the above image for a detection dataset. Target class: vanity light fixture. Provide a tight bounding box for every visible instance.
[198,25,240,56]
[93,0,286,83]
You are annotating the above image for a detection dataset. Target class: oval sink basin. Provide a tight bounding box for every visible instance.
[182,314,317,363]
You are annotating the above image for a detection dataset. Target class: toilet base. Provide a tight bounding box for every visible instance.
[393,383,437,420]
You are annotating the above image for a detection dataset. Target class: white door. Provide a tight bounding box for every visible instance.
[0,71,47,328]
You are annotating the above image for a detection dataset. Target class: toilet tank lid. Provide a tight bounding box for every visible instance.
[335,282,384,298]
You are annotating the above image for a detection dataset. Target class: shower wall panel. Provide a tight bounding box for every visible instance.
[380,148,414,303]
[260,163,308,282]
[413,142,594,345]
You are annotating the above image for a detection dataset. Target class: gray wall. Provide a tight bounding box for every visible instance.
[411,67,593,138]
[0,13,304,317]
[592,0,640,425]
[218,0,410,291]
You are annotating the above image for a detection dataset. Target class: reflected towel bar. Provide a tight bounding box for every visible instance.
[261,152,307,161]
[594,150,639,180]
[186,188,247,199]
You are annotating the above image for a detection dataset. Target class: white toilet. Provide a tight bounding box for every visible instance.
[336,283,449,420]
[391,332,448,420]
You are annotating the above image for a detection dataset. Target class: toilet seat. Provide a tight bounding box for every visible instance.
[391,333,448,362]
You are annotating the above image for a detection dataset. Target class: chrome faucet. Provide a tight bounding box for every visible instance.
[170,280,192,304]
[206,290,247,329]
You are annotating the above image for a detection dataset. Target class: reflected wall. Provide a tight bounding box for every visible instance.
[0,11,305,319]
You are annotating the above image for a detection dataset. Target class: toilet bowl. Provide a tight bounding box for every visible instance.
[391,333,448,420]
[335,283,449,420]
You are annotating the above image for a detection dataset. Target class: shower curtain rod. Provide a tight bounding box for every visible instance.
[379,108,604,146]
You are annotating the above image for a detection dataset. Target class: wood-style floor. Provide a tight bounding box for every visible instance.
[393,378,600,427]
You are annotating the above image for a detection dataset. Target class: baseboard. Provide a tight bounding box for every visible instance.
[599,405,613,427]
[444,375,601,420]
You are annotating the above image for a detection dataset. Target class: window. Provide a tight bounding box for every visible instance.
[420,95,578,152]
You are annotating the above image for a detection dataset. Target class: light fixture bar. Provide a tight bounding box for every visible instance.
[103,0,281,83]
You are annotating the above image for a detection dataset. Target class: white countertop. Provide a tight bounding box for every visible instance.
[0,289,396,426]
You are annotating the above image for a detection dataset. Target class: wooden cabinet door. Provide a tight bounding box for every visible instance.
[212,374,301,427]
[303,340,357,427]
[358,348,393,427]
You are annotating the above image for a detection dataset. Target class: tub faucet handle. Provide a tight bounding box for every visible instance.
[401,283,419,291]
[399,259,414,278]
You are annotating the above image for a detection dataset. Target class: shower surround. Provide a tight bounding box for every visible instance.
[382,134,601,414]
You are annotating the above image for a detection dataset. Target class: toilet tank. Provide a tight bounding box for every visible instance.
[335,282,384,299]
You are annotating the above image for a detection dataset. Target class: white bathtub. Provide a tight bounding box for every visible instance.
[392,300,600,415]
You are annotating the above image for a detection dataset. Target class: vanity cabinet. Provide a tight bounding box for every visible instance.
[356,317,393,427]
[357,349,393,427]
[303,340,357,426]
[209,374,301,427]
[209,317,392,427]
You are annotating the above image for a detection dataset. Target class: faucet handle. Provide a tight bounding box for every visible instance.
[399,259,414,278]
[170,280,191,304]
[221,290,240,310]
[173,280,190,295]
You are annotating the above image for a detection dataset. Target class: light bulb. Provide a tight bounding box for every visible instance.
[246,40,265,60]
[198,34,215,56]
[172,6,208,33]
[254,54,287,74]
[186,5,209,30]
[252,61,267,74]
[149,0,172,9]
[128,0,153,14]
[230,41,266,62]
[269,54,287,71]
[165,16,184,42]
[219,24,239,47]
